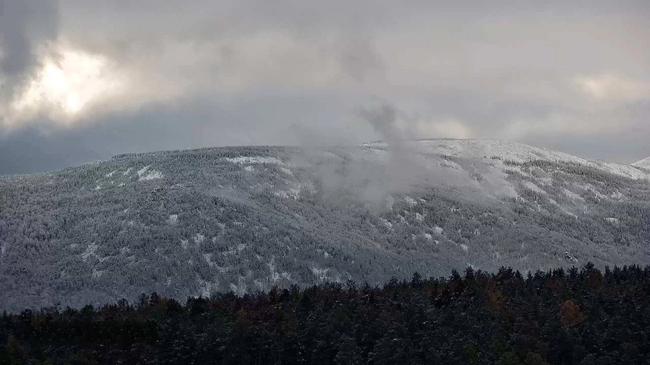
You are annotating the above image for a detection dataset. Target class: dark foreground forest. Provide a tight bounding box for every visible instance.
[2,264,649,364]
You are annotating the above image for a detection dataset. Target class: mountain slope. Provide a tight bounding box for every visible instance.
[1,139,650,311]
[633,156,650,170]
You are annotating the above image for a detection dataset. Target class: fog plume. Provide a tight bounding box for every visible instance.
[356,103,517,198]
[357,103,420,191]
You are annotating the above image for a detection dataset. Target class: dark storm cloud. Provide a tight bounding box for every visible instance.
[0,0,59,101]
[0,91,372,175]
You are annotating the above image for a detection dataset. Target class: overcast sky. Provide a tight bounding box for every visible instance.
[0,0,649,175]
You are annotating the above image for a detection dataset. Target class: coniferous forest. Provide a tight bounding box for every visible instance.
[3,143,650,313]
[2,264,649,364]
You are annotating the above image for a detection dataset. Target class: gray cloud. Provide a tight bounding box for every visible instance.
[0,0,59,101]
[1,0,649,174]
[0,90,374,175]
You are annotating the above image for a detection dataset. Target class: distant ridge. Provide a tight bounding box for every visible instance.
[2,139,650,312]
[633,156,650,169]
[365,139,649,180]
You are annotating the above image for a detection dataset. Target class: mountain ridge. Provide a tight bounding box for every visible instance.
[633,156,650,169]
[1,139,649,312]
[52,139,649,176]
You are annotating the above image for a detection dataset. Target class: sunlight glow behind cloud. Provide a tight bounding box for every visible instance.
[7,47,125,126]
[573,74,649,101]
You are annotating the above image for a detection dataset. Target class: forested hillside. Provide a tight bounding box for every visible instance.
[1,264,649,364]
[1,140,650,311]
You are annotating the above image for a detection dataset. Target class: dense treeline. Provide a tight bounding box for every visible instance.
[2,264,649,364]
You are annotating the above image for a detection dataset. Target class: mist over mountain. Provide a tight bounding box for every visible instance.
[1,139,649,312]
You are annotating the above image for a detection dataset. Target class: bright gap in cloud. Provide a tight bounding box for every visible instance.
[572,74,649,101]
[9,48,124,125]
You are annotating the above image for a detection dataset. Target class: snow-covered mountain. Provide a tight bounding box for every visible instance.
[633,156,650,170]
[1,139,649,311]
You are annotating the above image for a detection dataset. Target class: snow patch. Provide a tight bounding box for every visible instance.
[559,207,578,219]
[379,218,393,229]
[198,279,214,298]
[92,269,104,279]
[268,258,280,282]
[167,214,178,225]
[81,242,98,262]
[139,170,163,181]
[610,190,624,200]
[564,251,578,263]
[274,188,301,199]
[230,278,249,296]
[522,181,545,194]
[203,253,215,267]
[579,183,606,199]
[563,189,584,202]
[311,266,329,281]
[254,279,264,291]
[193,233,205,244]
[404,196,417,207]
[317,249,331,258]
[280,167,293,175]
[224,156,285,165]
[136,166,150,177]
[633,156,650,169]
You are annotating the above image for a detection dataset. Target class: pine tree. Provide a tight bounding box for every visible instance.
[334,336,363,365]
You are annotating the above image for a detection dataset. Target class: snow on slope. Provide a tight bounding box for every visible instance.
[3,140,650,311]
[224,156,285,165]
[633,156,650,170]
[364,139,650,180]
